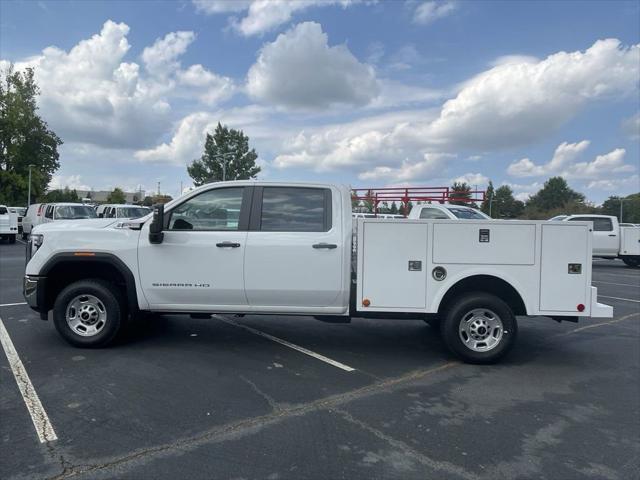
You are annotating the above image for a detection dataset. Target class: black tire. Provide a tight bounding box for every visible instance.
[621,256,640,268]
[53,279,125,348]
[440,292,517,364]
[8,235,16,244]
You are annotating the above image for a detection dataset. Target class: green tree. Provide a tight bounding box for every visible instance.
[187,123,260,185]
[601,193,640,223]
[107,187,126,204]
[42,187,79,203]
[0,66,62,204]
[450,182,472,206]
[389,202,398,214]
[526,177,585,212]
[492,185,524,218]
[481,181,495,216]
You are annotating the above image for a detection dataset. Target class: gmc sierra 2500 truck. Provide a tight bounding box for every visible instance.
[24,181,612,363]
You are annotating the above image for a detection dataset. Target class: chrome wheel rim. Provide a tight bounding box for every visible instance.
[458,308,503,352]
[66,294,107,337]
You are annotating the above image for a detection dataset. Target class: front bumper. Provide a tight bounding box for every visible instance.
[23,275,48,320]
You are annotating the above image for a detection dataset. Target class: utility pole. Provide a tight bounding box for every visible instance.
[157,181,160,196]
[27,164,34,205]
[620,198,624,223]
[489,191,493,218]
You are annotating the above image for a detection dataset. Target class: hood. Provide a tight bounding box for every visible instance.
[33,218,119,233]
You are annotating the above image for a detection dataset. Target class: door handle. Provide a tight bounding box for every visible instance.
[608,234,616,237]
[313,243,337,249]
[216,242,241,248]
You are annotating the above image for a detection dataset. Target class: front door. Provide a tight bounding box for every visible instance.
[138,186,251,310]
[244,186,345,308]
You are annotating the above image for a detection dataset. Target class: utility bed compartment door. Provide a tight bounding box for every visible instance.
[360,221,427,310]
[539,224,589,312]
[620,227,640,256]
[432,223,536,265]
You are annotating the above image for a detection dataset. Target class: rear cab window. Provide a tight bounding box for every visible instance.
[419,208,449,219]
[446,207,487,219]
[257,187,331,232]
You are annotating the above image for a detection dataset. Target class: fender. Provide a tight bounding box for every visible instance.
[39,252,139,312]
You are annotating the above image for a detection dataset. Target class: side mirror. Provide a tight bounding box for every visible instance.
[149,204,165,244]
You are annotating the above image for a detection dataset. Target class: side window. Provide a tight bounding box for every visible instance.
[168,187,244,231]
[419,208,449,219]
[260,187,330,232]
[107,208,116,218]
[45,206,54,219]
[568,217,613,231]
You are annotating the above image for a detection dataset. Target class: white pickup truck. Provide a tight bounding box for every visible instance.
[560,214,640,267]
[0,205,19,243]
[24,181,612,363]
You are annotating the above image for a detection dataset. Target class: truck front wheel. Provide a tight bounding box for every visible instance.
[621,256,640,268]
[53,279,124,348]
[441,293,517,364]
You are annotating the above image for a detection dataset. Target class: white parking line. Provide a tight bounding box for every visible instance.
[17,239,27,245]
[0,315,57,443]
[599,295,640,304]
[215,315,356,372]
[0,302,27,307]
[593,281,640,287]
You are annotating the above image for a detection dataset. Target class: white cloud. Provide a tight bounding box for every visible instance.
[426,39,640,150]
[142,31,195,76]
[622,113,640,141]
[193,0,359,37]
[358,153,452,182]
[507,140,591,177]
[274,39,639,180]
[247,22,379,109]
[413,1,457,25]
[587,174,639,190]
[135,106,272,165]
[501,181,544,203]
[3,21,235,151]
[452,172,489,186]
[49,174,90,191]
[177,64,235,105]
[508,143,634,180]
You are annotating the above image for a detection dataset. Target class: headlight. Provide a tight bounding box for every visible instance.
[30,234,44,257]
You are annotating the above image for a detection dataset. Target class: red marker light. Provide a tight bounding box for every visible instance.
[577,304,585,312]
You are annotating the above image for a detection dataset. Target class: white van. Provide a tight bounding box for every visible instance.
[22,203,47,239]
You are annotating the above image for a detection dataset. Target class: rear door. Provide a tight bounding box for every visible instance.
[244,186,344,308]
[569,216,617,256]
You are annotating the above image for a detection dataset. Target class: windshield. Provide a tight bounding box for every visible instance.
[446,207,489,219]
[0,207,7,215]
[55,205,98,220]
[117,207,151,219]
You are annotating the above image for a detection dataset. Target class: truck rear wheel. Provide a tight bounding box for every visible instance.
[53,279,124,348]
[9,234,16,244]
[621,256,640,268]
[440,293,517,364]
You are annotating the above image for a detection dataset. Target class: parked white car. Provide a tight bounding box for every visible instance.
[40,203,98,224]
[21,203,47,239]
[24,181,611,363]
[97,204,151,219]
[0,205,19,243]
[408,203,491,220]
[561,214,640,267]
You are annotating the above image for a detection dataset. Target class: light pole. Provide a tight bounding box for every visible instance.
[27,164,34,206]
[211,151,248,181]
[620,198,624,223]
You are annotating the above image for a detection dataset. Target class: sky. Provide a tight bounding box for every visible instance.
[1,0,639,203]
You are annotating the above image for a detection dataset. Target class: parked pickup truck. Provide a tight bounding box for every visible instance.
[0,205,18,243]
[24,181,612,363]
[560,214,640,267]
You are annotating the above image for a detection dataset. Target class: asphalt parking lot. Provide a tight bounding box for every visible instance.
[1,240,639,480]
